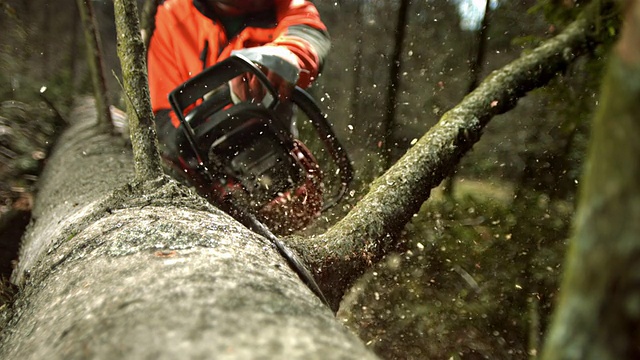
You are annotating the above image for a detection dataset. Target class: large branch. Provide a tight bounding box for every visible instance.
[294,0,618,308]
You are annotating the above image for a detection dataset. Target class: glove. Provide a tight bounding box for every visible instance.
[229,46,301,104]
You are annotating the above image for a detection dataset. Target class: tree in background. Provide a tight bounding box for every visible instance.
[380,0,411,169]
[443,0,492,198]
[542,0,640,357]
[77,0,113,131]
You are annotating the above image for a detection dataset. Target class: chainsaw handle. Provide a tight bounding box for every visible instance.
[169,54,279,112]
[169,55,280,164]
[291,87,353,210]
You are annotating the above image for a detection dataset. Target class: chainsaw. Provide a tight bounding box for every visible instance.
[167,53,353,231]
[167,53,352,309]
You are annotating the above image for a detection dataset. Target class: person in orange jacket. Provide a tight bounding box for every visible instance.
[147,0,331,233]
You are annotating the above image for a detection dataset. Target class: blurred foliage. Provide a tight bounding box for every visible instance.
[341,182,572,359]
[0,99,63,289]
[0,100,61,188]
[528,0,586,27]
[0,3,26,102]
[528,0,621,40]
[0,0,69,200]
[0,1,72,308]
[0,0,82,110]
[0,0,75,187]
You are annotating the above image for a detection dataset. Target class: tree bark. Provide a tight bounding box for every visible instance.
[348,0,364,127]
[541,1,640,358]
[113,0,164,182]
[0,99,377,359]
[293,0,618,309]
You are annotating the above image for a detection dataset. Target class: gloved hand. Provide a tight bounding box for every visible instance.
[229,46,301,104]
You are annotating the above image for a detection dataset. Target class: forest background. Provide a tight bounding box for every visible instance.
[0,0,615,358]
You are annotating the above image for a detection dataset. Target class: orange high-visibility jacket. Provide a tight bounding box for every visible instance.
[148,0,328,127]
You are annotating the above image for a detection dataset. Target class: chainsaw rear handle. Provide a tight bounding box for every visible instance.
[169,54,279,112]
[168,54,279,164]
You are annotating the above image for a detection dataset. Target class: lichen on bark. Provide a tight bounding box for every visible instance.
[113,0,163,182]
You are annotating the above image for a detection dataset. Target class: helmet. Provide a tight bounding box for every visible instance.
[209,0,274,15]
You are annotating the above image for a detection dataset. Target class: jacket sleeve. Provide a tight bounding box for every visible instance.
[270,0,330,88]
[147,5,182,115]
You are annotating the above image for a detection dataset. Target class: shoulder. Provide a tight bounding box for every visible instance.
[157,0,197,22]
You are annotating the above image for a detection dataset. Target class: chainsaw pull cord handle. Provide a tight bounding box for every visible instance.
[291,88,354,210]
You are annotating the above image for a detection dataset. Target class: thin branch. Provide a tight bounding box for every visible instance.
[349,0,364,126]
[113,0,164,182]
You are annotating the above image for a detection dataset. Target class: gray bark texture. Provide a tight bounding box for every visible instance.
[0,99,376,359]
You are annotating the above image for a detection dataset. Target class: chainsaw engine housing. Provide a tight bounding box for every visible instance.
[192,100,303,209]
[168,54,353,232]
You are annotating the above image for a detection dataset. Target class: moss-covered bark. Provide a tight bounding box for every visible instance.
[541,1,640,358]
[293,0,619,309]
[113,0,163,182]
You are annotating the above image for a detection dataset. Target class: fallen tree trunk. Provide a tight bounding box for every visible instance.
[0,99,376,359]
